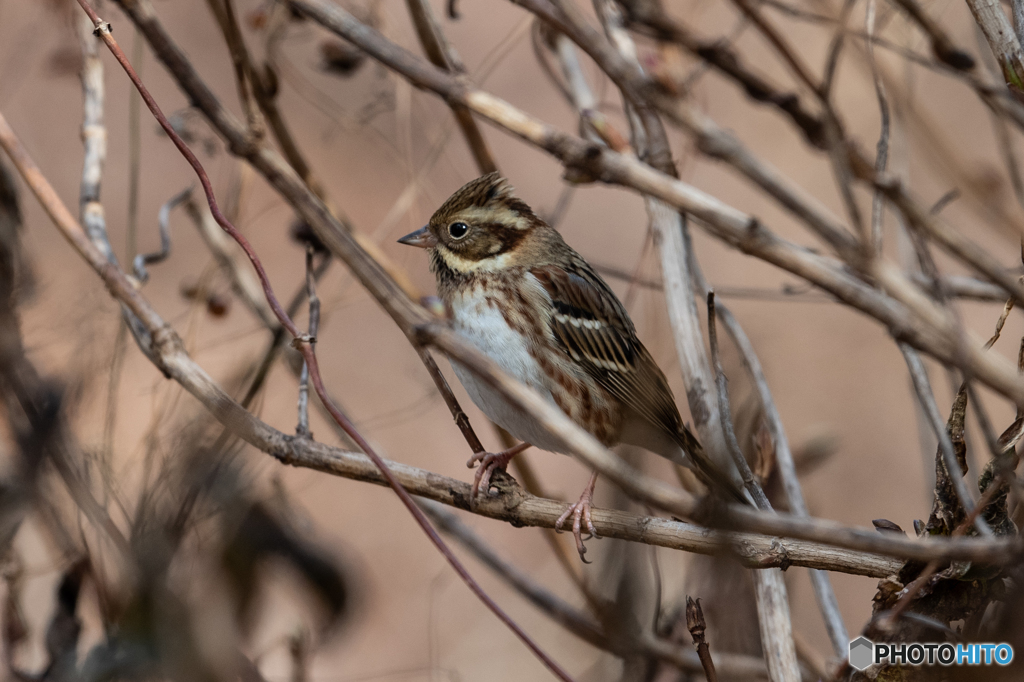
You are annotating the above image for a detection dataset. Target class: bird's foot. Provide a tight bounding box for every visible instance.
[467,442,530,507]
[555,472,600,563]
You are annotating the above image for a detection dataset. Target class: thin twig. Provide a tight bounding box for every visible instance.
[133,186,190,282]
[405,0,497,174]
[685,597,718,682]
[205,0,265,137]
[898,343,993,536]
[866,0,890,256]
[707,292,771,510]
[886,0,975,70]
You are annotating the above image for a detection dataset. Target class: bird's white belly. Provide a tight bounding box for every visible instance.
[447,290,567,453]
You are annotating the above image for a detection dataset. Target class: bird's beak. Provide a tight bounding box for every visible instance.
[397,225,438,249]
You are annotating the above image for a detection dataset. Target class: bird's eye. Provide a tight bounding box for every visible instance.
[448,222,469,240]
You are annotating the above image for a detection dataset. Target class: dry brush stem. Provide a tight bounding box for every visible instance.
[706,285,849,656]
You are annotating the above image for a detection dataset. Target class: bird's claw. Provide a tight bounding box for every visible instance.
[466,443,530,508]
[555,486,599,563]
[468,450,515,508]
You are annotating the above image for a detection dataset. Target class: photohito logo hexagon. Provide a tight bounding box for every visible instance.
[850,637,874,671]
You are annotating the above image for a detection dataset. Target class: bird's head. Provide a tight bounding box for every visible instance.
[398,173,546,274]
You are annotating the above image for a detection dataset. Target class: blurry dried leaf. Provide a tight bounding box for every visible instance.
[261,63,279,98]
[792,432,838,476]
[222,504,349,632]
[181,281,204,302]
[290,220,328,254]
[246,7,269,30]
[872,519,906,535]
[971,164,1005,204]
[925,385,969,537]
[997,417,1024,454]
[3,561,27,655]
[978,453,1018,537]
[44,560,87,679]
[753,421,775,483]
[206,292,231,318]
[648,46,688,96]
[320,39,366,76]
[46,45,83,78]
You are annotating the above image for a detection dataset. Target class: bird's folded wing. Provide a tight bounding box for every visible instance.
[530,263,686,443]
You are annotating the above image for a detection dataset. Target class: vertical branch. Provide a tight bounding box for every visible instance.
[686,229,849,657]
[103,26,146,460]
[866,0,890,256]
[706,292,771,510]
[966,0,1024,92]
[296,245,320,438]
[79,10,127,504]
[751,570,800,682]
[649,203,733,478]
[77,12,114,264]
[706,293,801,682]
[686,597,718,682]
[205,0,265,137]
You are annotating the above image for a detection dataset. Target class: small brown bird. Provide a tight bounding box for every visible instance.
[400,173,729,559]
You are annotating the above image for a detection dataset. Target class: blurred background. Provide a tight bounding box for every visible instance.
[1,0,1022,679]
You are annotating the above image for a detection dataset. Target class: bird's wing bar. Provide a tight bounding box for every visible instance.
[530,263,686,440]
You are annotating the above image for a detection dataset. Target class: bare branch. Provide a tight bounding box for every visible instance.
[133,186,189,283]
[898,344,992,536]
[966,0,1024,91]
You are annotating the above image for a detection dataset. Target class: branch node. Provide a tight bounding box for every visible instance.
[291,334,316,350]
